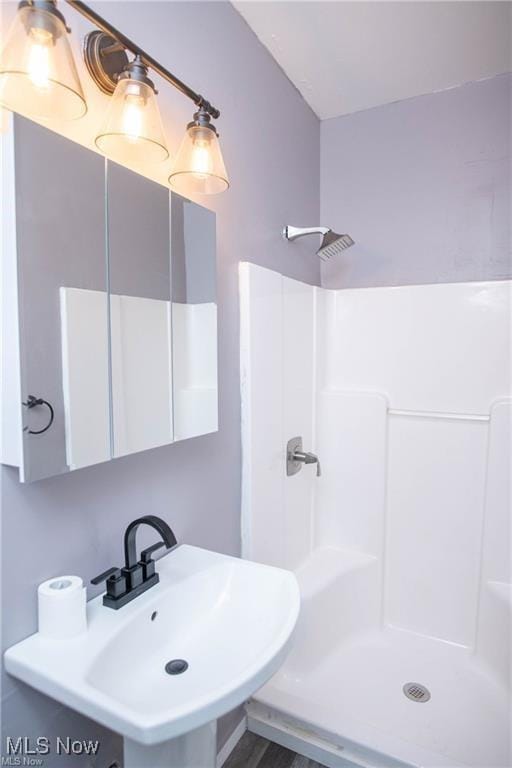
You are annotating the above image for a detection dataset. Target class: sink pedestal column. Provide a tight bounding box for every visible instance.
[124,722,217,768]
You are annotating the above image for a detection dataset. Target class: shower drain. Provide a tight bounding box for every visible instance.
[403,682,431,703]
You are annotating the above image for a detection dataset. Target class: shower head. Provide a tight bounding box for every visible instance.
[317,230,355,260]
[282,225,355,261]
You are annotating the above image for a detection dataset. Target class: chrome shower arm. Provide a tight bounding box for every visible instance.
[283,225,329,242]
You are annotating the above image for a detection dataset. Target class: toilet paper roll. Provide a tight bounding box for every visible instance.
[38,575,87,639]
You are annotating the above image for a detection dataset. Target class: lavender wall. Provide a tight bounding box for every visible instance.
[0,2,319,764]
[320,73,511,288]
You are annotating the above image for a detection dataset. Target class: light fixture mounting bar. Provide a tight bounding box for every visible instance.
[64,0,221,118]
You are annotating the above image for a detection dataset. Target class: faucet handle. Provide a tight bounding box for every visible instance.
[91,567,127,600]
[140,542,165,563]
[91,567,121,585]
[139,542,165,581]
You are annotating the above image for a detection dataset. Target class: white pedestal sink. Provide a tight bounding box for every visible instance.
[123,723,217,768]
[4,546,300,768]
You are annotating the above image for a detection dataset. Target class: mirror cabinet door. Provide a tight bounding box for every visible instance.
[14,116,110,482]
[106,161,173,458]
[170,194,218,441]
[11,118,218,482]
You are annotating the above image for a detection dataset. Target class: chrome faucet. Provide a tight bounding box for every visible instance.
[92,515,177,610]
[286,437,321,477]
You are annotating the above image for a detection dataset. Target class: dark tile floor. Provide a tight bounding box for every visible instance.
[224,732,327,768]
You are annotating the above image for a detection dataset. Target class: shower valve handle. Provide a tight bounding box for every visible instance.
[286,437,321,477]
[293,449,322,477]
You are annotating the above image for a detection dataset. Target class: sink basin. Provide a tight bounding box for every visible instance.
[5,546,300,765]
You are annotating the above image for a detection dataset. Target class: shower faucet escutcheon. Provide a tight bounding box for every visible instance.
[287,437,321,477]
[91,515,178,609]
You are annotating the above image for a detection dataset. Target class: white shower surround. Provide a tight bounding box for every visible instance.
[239,263,511,768]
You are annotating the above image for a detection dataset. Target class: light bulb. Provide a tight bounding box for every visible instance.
[27,26,52,90]
[122,83,144,142]
[190,136,213,178]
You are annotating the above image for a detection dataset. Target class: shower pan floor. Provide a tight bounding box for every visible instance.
[253,624,510,768]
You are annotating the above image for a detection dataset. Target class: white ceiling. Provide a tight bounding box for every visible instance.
[233,1,512,120]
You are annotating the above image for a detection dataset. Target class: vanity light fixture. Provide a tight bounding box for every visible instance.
[0,0,86,121]
[169,106,229,195]
[94,54,169,165]
[75,0,228,189]
[0,0,229,192]
[73,0,229,190]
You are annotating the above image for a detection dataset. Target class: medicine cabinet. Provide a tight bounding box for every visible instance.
[1,114,217,482]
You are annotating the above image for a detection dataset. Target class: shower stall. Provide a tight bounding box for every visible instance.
[240,262,511,768]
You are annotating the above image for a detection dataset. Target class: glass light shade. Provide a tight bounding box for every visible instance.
[169,124,229,195]
[0,5,86,121]
[95,77,169,165]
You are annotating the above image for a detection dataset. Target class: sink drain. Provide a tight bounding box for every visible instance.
[403,682,431,702]
[165,659,189,676]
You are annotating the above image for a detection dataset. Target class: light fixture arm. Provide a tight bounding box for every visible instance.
[65,0,220,118]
